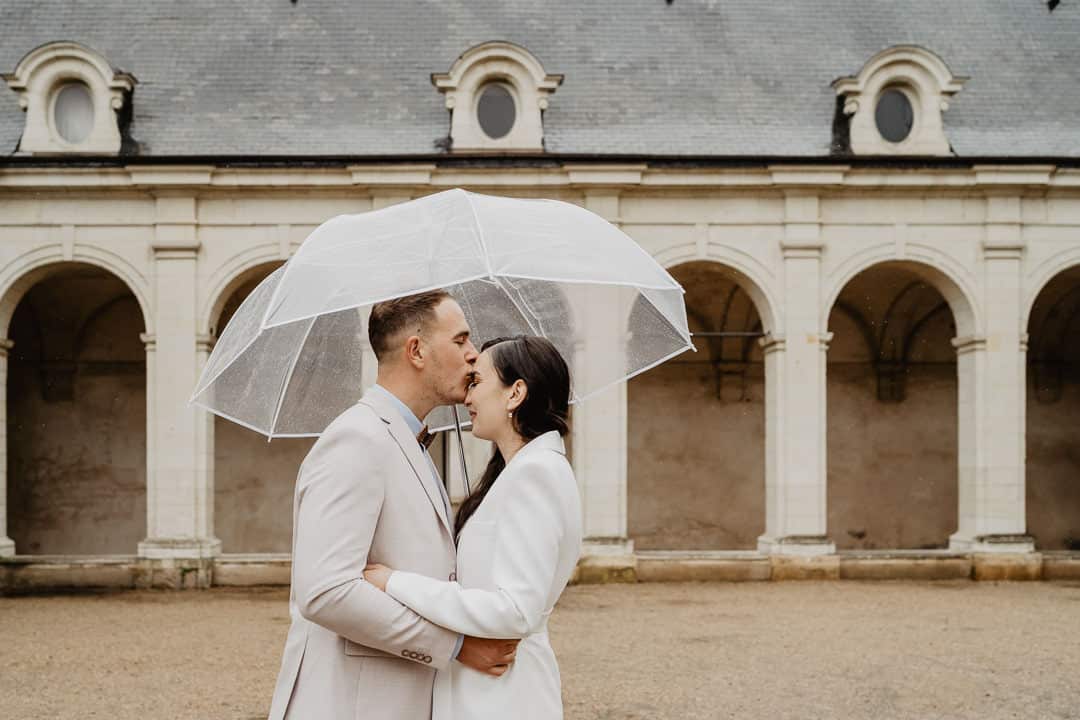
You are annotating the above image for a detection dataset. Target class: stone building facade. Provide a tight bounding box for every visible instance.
[1,2,1078,588]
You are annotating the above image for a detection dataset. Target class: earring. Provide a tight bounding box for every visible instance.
[507,411,513,418]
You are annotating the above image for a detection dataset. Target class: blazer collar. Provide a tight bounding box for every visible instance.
[512,430,566,461]
[358,391,454,539]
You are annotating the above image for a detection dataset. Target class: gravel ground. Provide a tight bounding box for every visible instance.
[2,581,1079,720]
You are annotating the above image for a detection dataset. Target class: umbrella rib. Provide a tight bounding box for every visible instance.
[572,341,695,406]
[190,398,277,439]
[462,191,545,338]
[189,329,264,404]
[462,191,496,278]
[267,316,317,437]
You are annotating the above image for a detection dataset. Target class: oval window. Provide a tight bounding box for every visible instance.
[477,84,516,140]
[875,89,914,144]
[53,82,95,144]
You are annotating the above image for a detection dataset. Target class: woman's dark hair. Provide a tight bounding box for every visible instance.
[453,335,570,539]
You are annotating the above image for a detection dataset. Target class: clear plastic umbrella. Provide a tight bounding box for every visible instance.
[191,188,692,441]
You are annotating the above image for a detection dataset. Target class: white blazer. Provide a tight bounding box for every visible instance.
[385,430,583,720]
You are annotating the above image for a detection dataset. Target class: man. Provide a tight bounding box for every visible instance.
[268,290,518,720]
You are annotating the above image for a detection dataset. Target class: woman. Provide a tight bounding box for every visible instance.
[364,335,582,720]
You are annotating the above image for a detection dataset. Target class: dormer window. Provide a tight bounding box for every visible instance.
[476,82,516,140]
[432,41,562,152]
[3,41,135,155]
[874,88,914,144]
[53,81,95,144]
[833,46,966,156]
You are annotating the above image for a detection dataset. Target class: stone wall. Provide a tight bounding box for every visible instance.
[628,263,765,550]
[827,264,958,550]
[1026,268,1080,550]
[7,267,146,554]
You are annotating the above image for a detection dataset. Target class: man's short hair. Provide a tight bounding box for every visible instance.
[368,289,452,361]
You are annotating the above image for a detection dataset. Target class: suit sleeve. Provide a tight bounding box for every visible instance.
[385,456,565,639]
[292,414,458,668]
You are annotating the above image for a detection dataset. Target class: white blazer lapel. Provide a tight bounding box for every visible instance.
[359,395,453,538]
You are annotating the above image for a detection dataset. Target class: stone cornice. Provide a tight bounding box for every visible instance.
[1,163,1078,191]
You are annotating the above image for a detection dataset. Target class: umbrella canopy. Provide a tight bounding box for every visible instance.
[192,188,692,437]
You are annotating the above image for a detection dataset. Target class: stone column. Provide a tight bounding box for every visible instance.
[573,192,635,580]
[137,194,220,588]
[949,194,1034,559]
[757,190,835,559]
[0,338,14,557]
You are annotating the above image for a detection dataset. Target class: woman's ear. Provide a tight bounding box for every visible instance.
[507,379,528,412]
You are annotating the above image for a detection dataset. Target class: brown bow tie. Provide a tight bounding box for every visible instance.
[416,425,435,450]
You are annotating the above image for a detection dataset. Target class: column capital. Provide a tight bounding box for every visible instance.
[758,332,786,354]
[981,241,1024,260]
[781,241,824,259]
[140,332,156,351]
[195,334,216,353]
[0,338,13,358]
[151,194,200,256]
[151,232,201,257]
[582,191,621,222]
[951,335,987,355]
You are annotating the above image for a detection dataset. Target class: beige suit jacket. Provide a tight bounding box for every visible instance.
[267,390,459,720]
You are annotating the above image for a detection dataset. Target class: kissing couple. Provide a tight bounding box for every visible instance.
[266,288,583,720]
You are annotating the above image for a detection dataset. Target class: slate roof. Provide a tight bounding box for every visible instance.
[1,0,1078,159]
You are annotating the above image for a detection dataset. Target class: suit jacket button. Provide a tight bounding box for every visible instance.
[449,572,457,581]
[424,655,432,663]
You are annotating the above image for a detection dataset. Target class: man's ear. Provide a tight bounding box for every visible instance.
[404,335,424,369]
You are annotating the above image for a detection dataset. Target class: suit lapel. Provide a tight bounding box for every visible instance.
[359,394,453,539]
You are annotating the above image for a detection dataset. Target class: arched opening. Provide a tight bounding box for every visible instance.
[1026,264,1080,550]
[826,262,959,549]
[211,264,315,553]
[7,264,146,554]
[628,261,767,550]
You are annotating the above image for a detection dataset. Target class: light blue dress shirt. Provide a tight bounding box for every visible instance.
[368,384,464,660]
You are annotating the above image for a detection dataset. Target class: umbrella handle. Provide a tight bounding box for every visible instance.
[452,407,471,497]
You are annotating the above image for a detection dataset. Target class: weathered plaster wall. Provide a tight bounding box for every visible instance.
[827,265,958,550]
[628,263,766,550]
[7,267,146,554]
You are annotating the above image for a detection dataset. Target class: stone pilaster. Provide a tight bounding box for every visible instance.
[949,195,1033,552]
[573,192,635,580]
[758,190,834,556]
[137,194,220,588]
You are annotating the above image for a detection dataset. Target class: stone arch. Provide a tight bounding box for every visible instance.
[628,258,772,550]
[206,259,314,553]
[826,260,962,549]
[654,242,780,335]
[201,247,284,337]
[0,248,152,338]
[825,247,979,340]
[3,260,147,555]
[1024,251,1080,331]
[1025,261,1080,550]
